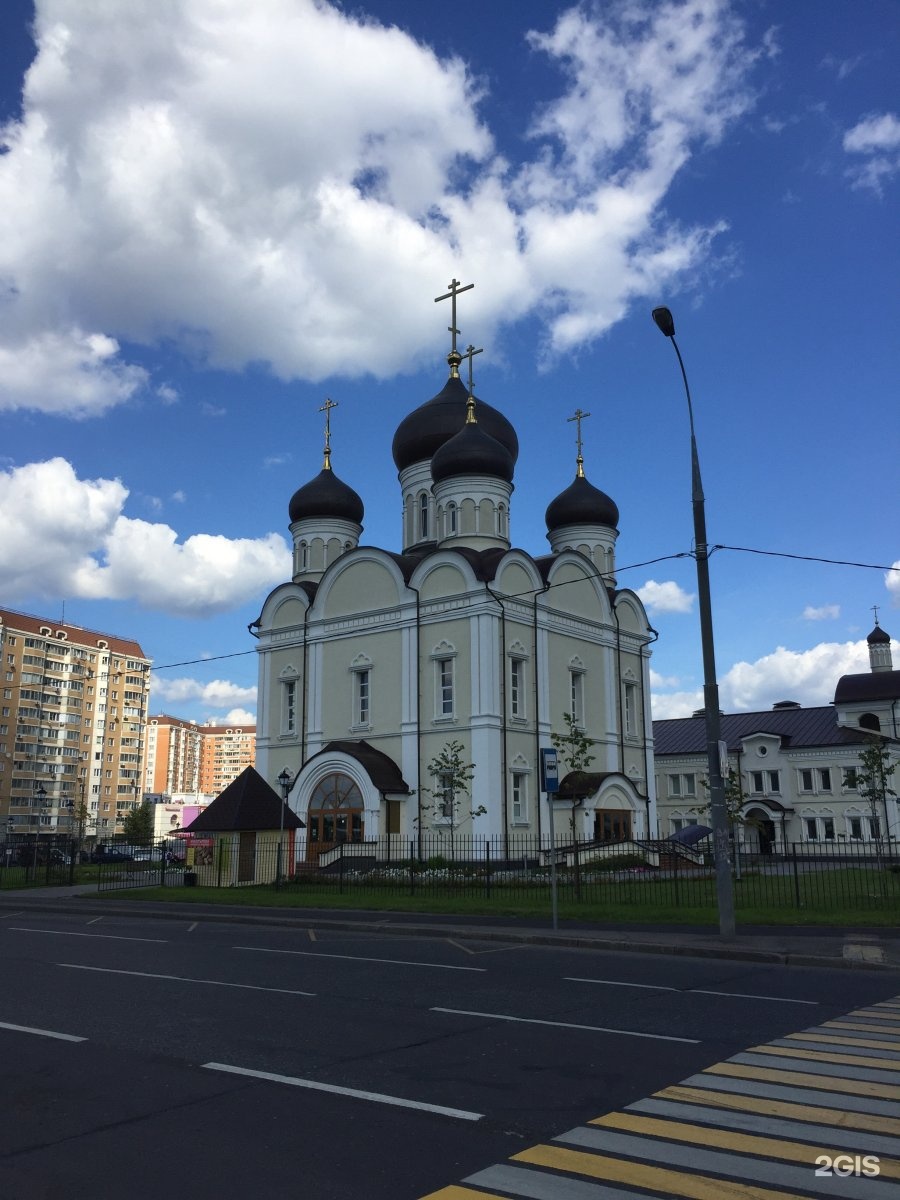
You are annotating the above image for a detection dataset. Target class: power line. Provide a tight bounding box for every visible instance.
[713,545,899,573]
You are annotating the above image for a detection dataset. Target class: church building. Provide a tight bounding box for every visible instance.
[251,283,657,863]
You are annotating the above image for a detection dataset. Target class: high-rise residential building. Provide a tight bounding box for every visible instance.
[199,722,256,794]
[143,715,255,796]
[0,607,151,839]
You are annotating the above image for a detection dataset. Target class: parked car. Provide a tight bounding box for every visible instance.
[91,846,134,863]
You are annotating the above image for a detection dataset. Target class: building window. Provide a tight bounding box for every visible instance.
[869,816,881,839]
[447,502,457,535]
[822,817,835,840]
[667,773,696,798]
[419,493,429,540]
[283,679,297,734]
[848,816,863,840]
[623,682,638,737]
[819,768,832,791]
[799,769,814,792]
[751,770,780,794]
[842,767,859,790]
[511,772,528,823]
[804,817,818,841]
[438,772,453,821]
[355,668,370,727]
[570,670,585,726]
[510,658,525,719]
[437,658,454,717]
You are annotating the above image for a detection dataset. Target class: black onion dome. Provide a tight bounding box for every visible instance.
[392,374,518,472]
[432,420,514,484]
[868,624,891,645]
[288,468,364,525]
[545,475,619,532]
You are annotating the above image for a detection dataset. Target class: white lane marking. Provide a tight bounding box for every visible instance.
[566,977,679,992]
[187,922,197,932]
[10,927,167,943]
[86,917,103,925]
[689,989,818,1005]
[565,977,818,1005]
[0,911,24,919]
[308,929,316,941]
[203,1061,483,1121]
[234,946,485,972]
[58,964,315,996]
[431,1007,700,1044]
[0,1020,86,1043]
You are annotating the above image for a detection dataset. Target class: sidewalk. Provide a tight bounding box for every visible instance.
[2,883,899,971]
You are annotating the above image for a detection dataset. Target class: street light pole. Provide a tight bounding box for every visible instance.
[652,306,736,938]
[277,768,291,891]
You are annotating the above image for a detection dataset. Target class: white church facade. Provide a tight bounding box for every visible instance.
[252,292,656,863]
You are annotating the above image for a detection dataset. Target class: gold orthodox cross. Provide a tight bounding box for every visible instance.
[435,278,474,355]
[319,397,338,469]
[568,407,591,477]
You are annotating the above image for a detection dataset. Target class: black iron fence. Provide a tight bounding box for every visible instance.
[95,839,187,893]
[0,834,79,888]
[112,833,900,915]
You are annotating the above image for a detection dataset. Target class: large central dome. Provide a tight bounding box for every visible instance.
[392,373,519,473]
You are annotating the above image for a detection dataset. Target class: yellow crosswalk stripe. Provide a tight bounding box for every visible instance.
[849,1008,900,1021]
[706,1061,900,1099]
[418,1188,508,1200]
[787,1031,900,1052]
[746,1043,900,1071]
[513,1144,811,1199]
[822,1019,900,1036]
[656,1084,900,1136]
[590,1111,900,1179]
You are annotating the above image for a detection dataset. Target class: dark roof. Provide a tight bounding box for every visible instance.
[653,706,862,755]
[288,466,364,525]
[183,766,303,832]
[316,740,411,793]
[557,770,616,799]
[392,372,518,472]
[545,473,619,532]
[431,418,514,484]
[868,623,891,644]
[833,670,900,704]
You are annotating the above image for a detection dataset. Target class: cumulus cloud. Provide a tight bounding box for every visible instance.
[638,579,694,614]
[0,0,762,413]
[0,458,290,616]
[149,678,257,710]
[887,560,900,606]
[205,708,256,726]
[843,112,900,193]
[802,604,840,621]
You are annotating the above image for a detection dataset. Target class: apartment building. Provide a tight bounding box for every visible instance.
[144,714,255,797]
[0,607,151,838]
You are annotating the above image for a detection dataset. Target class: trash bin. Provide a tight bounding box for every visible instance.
[183,870,198,887]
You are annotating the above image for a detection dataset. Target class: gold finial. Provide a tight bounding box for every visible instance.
[567,407,591,479]
[435,277,474,365]
[319,397,338,470]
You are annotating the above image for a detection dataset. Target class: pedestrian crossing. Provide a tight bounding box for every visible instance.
[420,996,900,1199]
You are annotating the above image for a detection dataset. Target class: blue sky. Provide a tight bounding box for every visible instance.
[1,0,898,726]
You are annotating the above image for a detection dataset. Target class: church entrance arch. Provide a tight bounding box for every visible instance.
[306,772,365,862]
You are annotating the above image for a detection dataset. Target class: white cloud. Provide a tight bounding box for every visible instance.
[0,0,763,412]
[843,112,900,193]
[204,708,256,726]
[802,604,840,621]
[720,640,872,711]
[887,559,900,606]
[149,678,257,710]
[0,458,291,616]
[638,579,694,614]
[651,688,703,719]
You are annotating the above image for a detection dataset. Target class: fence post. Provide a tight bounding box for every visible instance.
[485,839,491,900]
[573,837,581,902]
[409,839,415,897]
[792,842,801,909]
[673,848,679,908]
[217,839,224,888]
[339,839,345,894]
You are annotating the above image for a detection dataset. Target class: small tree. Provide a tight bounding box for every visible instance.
[551,712,595,837]
[122,800,154,846]
[857,737,897,856]
[422,741,481,843]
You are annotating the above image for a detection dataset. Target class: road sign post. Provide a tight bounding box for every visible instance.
[541,748,560,932]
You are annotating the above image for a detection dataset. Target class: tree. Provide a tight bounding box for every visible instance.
[122,800,154,846]
[422,741,480,840]
[551,712,595,836]
[857,737,897,846]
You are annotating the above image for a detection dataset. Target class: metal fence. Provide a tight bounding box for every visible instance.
[95,839,187,893]
[0,834,78,888]
[114,833,900,915]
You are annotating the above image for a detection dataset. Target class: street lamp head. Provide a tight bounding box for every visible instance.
[277,768,291,794]
[652,306,676,338]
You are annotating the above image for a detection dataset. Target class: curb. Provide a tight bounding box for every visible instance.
[1,895,898,972]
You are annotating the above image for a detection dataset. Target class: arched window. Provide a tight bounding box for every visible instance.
[447,501,457,535]
[419,493,429,540]
[307,773,364,856]
[859,713,881,732]
[498,503,507,537]
[299,541,308,570]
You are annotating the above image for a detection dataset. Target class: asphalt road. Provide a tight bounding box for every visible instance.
[1,909,898,1200]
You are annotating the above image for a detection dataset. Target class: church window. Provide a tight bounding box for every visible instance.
[819,768,832,791]
[510,657,525,719]
[570,669,585,726]
[868,815,881,839]
[848,816,862,840]
[448,502,457,535]
[437,658,454,717]
[299,542,308,570]
[842,767,859,790]
[355,669,370,726]
[283,680,297,734]
[623,682,638,736]
[511,771,528,823]
[667,773,696,798]
[859,712,881,732]
[419,493,429,540]
[498,503,507,537]
[438,772,453,820]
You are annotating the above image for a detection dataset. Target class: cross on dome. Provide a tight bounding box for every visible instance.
[567,407,592,478]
